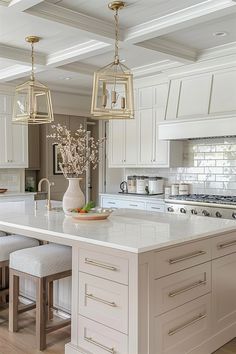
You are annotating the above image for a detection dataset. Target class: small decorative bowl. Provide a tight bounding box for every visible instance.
[65,208,113,221]
[0,189,7,194]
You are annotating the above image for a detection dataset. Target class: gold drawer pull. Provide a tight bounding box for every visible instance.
[86,293,117,307]
[168,279,206,298]
[85,258,118,271]
[169,250,206,264]
[84,335,115,353]
[217,240,236,249]
[168,313,206,336]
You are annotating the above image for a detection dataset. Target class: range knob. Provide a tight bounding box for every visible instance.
[180,208,186,214]
[232,212,236,219]
[191,209,197,215]
[216,211,222,218]
[167,207,174,212]
[202,210,210,217]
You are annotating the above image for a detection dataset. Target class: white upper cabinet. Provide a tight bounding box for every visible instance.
[0,93,28,168]
[166,73,213,120]
[109,82,183,168]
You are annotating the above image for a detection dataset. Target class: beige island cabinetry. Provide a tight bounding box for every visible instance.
[0,202,236,354]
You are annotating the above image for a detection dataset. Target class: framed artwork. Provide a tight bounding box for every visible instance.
[53,144,63,175]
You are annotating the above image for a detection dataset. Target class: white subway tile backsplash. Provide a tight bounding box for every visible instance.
[0,169,23,192]
[124,137,236,196]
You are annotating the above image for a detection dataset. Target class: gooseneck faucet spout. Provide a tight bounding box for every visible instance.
[38,178,54,211]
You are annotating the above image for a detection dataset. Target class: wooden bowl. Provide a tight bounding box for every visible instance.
[0,189,7,194]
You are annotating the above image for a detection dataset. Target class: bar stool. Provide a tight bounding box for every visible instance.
[9,243,72,351]
[0,235,39,305]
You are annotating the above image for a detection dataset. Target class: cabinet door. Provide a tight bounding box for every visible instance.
[138,109,154,165]
[124,118,138,165]
[0,116,8,165]
[212,252,236,334]
[109,120,125,166]
[138,87,153,109]
[11,123,28,167]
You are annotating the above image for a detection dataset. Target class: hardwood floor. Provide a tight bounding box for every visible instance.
[0,307,70,354]
[0,305,236,354]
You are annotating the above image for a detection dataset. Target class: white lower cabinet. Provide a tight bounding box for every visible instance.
[212,252,236,334]
[78,316,128,354]
[100,195,165,212]
[155,294,211,354]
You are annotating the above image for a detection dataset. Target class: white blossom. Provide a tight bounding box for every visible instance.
[47,124,105,178]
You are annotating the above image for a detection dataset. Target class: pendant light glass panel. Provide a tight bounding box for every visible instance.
[13,80,53,124]
[91,61,134,119]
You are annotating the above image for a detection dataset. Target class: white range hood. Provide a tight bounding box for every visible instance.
[158,115,236,140]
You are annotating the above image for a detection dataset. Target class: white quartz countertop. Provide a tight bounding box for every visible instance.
[0,200,235,253]
[100,192,165,202]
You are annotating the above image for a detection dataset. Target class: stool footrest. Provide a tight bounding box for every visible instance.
[46,318,71,334]
[18,302,36,314]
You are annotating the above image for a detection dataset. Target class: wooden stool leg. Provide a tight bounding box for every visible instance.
[36,277,47,351]
[9,270,19,332]
[47,281,54,321]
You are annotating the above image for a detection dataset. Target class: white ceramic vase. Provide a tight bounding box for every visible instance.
[62,178,85,213]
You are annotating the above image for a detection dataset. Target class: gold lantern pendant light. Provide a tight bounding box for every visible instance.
[91,1,134,119]
[12,36,54,125]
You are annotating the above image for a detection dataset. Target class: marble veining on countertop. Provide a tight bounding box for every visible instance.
[100,192,165,202]
[0,200,235,253]
[0,192,36,198]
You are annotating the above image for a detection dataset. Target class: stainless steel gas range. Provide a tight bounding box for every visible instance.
[165,194,236,220]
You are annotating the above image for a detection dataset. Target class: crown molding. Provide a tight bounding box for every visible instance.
[26,2,123,44]
[124,0,236,44]
[0,64,31,80]
[137,38,197,63]
[132,60,182,78]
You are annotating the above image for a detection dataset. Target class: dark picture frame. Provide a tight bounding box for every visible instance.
[53,144,63,175]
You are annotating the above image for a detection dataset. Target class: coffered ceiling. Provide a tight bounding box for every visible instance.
[0,0,236,94]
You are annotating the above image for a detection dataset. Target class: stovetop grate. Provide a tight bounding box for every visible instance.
[168,194,236,205]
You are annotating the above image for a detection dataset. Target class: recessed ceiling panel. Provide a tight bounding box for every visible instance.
[159,12,236,51]
[48,0,207,28]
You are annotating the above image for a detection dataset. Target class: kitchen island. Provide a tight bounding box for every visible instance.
[0,199,236,354]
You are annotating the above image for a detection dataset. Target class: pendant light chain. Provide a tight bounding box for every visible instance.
[31,41,35,82]
[114,8,120,64]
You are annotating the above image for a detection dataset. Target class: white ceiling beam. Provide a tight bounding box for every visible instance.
[8,0,44,11]
[47,40,111,67]
[26,2,122,44]
[137,38,197,64]
[125,0,236,44]
[0,43,46,65]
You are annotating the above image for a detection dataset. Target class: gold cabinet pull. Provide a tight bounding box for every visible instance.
[85,293,117,307]
[168,279,206,298]
[217,240,236,249]
[84,335,115,353]
[169,250,206,264]
[84,258,118,271]
[168,313,206,336]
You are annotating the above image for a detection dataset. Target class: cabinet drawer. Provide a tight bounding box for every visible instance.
[123,200,145,210]
[155,294,211,354]
[155,263,211,315]
[79,273,128,334]
[79,249,128,285]
[212,231,236,259]
[154,239,211,278]
[146,202,165,212]
[78,316,128,354]
[101,198,125,209]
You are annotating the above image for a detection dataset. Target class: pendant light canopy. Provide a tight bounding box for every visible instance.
[12,36,54,125]
[91,1,134,119]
